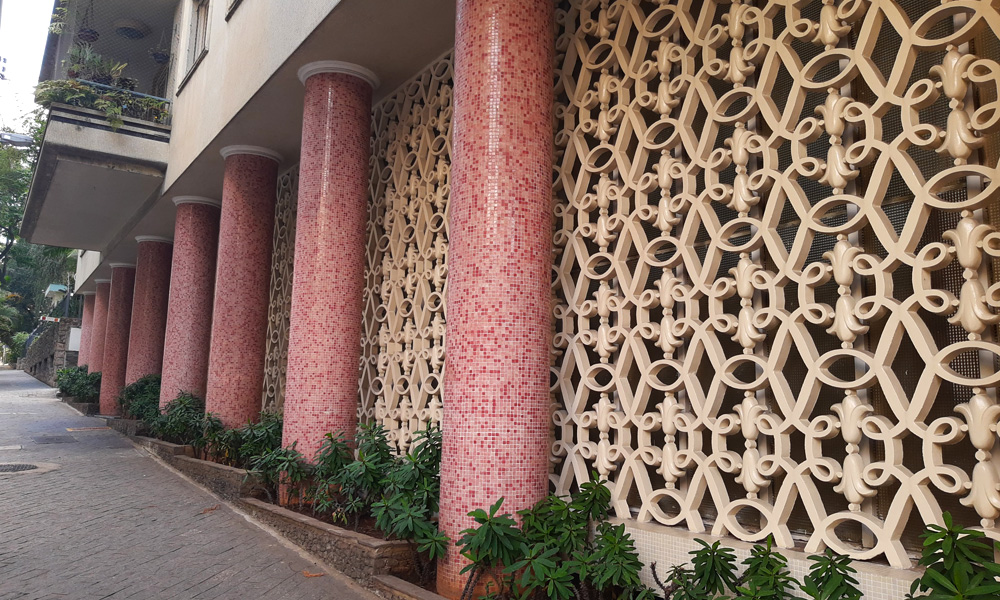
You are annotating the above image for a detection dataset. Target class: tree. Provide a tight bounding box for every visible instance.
[0,111,45,282]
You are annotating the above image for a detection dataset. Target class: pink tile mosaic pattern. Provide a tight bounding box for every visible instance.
[88,281,111,374]
[99,265,135,415]
[282,70,372,459]
[78,293,96,367]
[125,239,173,385]
[205,151,279,427]
[436,0,555,596]
[160,200,221,407]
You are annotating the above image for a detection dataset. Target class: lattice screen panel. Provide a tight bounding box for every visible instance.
[261,166,298,413]
[359,53,453,453]
[550,0,1000,567]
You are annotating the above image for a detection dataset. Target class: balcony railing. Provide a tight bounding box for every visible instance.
[35,78,171,129]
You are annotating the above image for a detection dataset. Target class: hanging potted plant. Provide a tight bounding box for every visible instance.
[75,0,100,43]
[148,32,171,65]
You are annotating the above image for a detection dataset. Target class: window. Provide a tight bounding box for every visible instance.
[178,0,210,93]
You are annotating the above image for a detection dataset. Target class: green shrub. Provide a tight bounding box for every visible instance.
[455,477,655,600]
[150,393,205,445]
[118,374,161,422]
[907,512,1000,600]
[203,410,283,468]
[55,365,100,402]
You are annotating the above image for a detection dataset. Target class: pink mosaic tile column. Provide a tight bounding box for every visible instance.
[88,280,111,374]
[437,1,555,597]
[124,237,173,385]
[281,62,377,459]
[99,264,136,415]
[205,147,280,427]
[78,292,96,367]
[160,198,221,408]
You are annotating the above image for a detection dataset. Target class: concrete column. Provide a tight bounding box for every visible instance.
[125,237,173,385]
[437,0,555,596]
[99,264,136,415]
[161,198,221,407]
[205,147,280,427]
[88,280,111,374]
[78,292,96,367]
[281,62,377,459]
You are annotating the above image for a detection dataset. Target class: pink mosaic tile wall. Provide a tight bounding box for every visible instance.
[205,151,278,427]
[436,0,555,596]
[161,200,221,407]
[88,281,111,374]
[125,239,173,385]
[282,71,372,459]
[78,293,95,367]
[99,265,135,415]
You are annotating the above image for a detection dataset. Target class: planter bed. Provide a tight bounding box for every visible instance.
[235,497,416,585]
[104,417,149,437]
[373,575,447,600]
[131,436,195,460]
[63,397,99,415]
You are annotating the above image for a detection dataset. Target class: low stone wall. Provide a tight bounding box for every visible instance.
[22,319,80,386]
[130,436,263,500]
[373,575,446,600]
[236,498,415,584]
[64,398,99,415]
[105,418,149,437]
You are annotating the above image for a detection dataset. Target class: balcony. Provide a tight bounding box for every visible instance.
[22,0,177,253]
[21,92,170,252]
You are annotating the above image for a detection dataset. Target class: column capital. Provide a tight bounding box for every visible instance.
[108,263,136,269]
[220,145,283,163]
[136,235,174,245]
[173,195,221,208]
[298,60,380,89]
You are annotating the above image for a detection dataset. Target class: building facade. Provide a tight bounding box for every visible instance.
[22,0,1000,597]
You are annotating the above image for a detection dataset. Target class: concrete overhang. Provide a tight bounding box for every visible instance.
[74,0,457,291]
[21,104,170,252]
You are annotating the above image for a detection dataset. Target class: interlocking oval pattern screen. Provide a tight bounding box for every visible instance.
[262,167,298,413]
[550,0,1000,566]
[360,52,452,453]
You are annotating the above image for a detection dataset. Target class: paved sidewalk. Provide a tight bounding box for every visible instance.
[0,368,371,600]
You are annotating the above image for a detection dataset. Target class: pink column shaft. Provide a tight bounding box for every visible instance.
[88,280,111,374]
[282,69,372,459]
[99,265,136,415]
[161,200,221,407]
[437,0,555,597]
[205,150,278,427]
[125,239,173,384]
[79,293,95,367]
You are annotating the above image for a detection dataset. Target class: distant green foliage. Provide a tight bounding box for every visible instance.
[55,365,100,402]
[7,331,29,363]
[118,374,161,422]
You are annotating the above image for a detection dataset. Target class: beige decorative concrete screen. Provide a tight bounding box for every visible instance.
[360,52,453,452]
[550,0,1000,567]
[262,166,299,412]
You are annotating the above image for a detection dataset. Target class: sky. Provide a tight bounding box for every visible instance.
[0,0,55,132]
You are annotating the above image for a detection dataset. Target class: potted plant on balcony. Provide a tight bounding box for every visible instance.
[65,43,98,79]
[92,58,126,86]
[148,33,171,65]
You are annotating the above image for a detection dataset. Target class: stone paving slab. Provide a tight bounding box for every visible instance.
[0,369,373,600]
